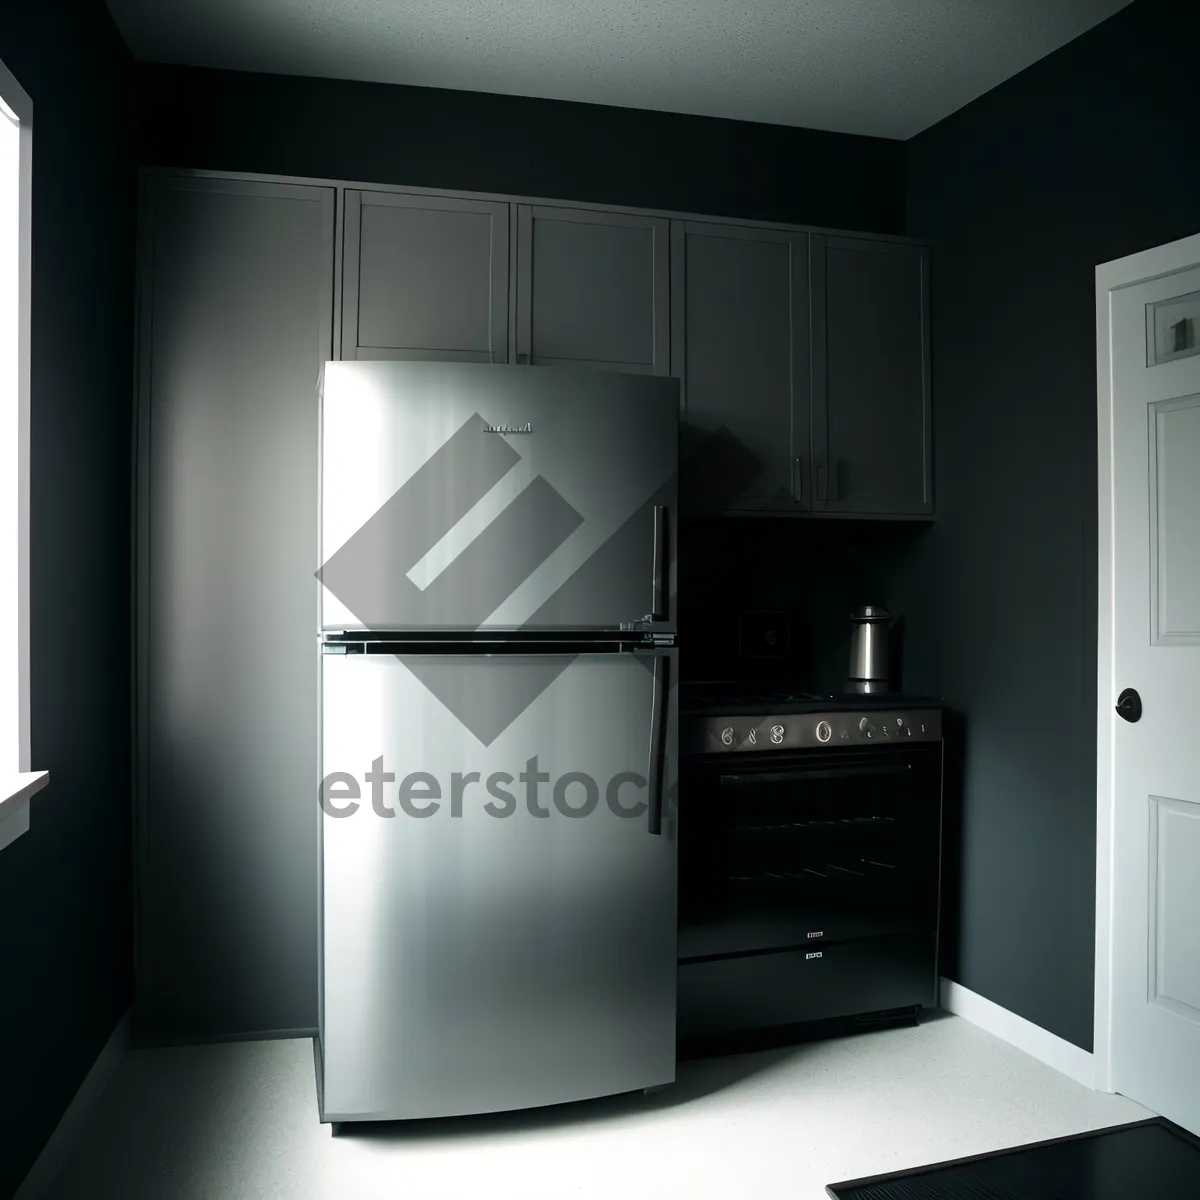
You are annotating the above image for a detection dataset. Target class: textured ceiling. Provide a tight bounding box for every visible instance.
[105,0,1132,140]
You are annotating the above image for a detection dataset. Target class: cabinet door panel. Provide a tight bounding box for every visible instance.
[137,176,334,1038]
[517,205,669,374]
[812,236,931,515]
[672,222,810,514]
[342,190,509,362]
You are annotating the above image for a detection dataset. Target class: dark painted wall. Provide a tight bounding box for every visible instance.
[135,64,905,235]
[0,1,135,1194]
[679,518,932,691]
[902,0,1200,1051]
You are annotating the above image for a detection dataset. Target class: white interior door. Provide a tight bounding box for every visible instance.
[1098,235,1200,1133]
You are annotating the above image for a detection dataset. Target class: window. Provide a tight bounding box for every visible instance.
[0,56,45,851]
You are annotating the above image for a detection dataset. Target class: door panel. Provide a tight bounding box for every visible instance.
[516,205,669,374]
[319,361,678,633]
[1110,259,1200,1133]
[319,649,677,1120]
[811,236,931,515]
[342,190,509,363]
[671,221,810,513]
[138,176,333,1038]
[1148,395,1200,643]
[1147,797,1200,1020]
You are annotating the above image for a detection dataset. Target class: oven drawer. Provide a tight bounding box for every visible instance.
[678,908,921,960]
[677,931,937,1040]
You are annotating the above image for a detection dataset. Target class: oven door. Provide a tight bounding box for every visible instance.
[679,742,943,961]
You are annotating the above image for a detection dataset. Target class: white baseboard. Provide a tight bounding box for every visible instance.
[939,977,1096,1089]
[14,1009,132,1200]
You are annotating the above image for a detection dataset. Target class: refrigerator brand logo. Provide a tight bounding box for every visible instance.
[316,410,672,747]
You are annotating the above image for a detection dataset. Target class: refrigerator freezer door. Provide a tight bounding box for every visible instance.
[319,361,678,633]
[319,647,678,1121]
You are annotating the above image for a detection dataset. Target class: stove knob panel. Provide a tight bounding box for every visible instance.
[815,720,833,743]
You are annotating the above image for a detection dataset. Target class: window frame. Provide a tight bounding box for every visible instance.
[0,53,47,852]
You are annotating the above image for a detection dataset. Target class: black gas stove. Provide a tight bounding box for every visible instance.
[680,681,943,755]
[676,678,945,1055]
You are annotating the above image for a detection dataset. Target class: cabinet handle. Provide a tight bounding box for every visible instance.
[815,460,841,503]
[794,458,804,503]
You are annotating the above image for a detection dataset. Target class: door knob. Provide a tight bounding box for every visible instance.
[1115,688,1142,723]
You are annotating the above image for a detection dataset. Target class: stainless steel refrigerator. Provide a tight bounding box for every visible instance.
[314,360,679,1124]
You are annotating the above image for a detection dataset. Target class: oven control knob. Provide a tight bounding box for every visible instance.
[815,720,832,743]
[770,724,785,744]
[720,726,734,746]
[858,717,870,732]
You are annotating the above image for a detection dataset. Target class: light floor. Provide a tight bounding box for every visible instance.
[37,1013,1149,1200]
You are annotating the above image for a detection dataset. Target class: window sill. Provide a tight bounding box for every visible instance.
[0,771,49,853]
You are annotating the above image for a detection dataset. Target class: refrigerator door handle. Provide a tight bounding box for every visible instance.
[650,505,668,622]
[646,653,669,836]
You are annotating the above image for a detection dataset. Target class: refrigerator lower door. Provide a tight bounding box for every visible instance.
[318,647,677,1121]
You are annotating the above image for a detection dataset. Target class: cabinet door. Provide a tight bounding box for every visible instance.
[136,176,334,1038]
[341,190,509,362]
[671,221,810,514]
[811,236,932,516]
[516,205,669,374]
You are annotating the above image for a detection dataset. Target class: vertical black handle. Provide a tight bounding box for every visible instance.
[794,458,804,503]
[815,460,840,503]
[651,505,668,621]
[647,654,669,835]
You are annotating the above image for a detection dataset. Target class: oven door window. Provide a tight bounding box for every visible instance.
[679,746,941,960]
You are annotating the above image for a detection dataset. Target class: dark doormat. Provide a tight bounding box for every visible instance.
[826,1117,1200,1199]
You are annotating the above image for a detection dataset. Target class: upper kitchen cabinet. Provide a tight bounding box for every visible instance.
[810,236,932,516]
[671,221,810,514]
[515,205,670,374]
[340,190,509,362]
